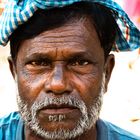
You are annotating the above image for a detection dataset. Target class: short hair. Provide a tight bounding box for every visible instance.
[10,1,117,62]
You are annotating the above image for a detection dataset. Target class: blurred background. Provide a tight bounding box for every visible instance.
[0,0,140,136]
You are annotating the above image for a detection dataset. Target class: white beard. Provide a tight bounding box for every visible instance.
[16,74,105,140]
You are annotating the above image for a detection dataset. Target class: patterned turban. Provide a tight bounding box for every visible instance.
[0,0,140,51]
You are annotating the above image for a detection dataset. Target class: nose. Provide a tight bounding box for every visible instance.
[45,64,72,95]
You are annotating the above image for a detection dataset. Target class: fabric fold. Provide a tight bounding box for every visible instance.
[0,0,140,52]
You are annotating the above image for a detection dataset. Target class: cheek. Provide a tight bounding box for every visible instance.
[71,72,102,105]
[17,70,47,106]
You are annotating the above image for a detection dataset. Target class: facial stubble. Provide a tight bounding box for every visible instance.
[16,74,105,140]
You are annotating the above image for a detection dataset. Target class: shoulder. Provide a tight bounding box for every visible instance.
[0,112,21,127]
[0,112,23,140]
[97,119,140,140]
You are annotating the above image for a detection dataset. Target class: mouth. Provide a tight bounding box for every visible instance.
[39,104,79,115]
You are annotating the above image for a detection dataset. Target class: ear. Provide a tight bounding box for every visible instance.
[104,54,115,92]
[8,56,17,81]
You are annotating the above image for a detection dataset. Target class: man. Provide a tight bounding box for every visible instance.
[0,0,140,140]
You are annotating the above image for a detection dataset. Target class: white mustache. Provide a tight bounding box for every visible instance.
[31,95,87,117]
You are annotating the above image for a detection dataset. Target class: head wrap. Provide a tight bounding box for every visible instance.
[0,0,140,51]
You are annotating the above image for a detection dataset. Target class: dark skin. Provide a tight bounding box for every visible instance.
[8,16,115,140]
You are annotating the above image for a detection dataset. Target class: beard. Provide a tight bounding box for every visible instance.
[16,74,105,140]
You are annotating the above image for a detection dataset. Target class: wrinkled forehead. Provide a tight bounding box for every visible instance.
[18,16,103,60]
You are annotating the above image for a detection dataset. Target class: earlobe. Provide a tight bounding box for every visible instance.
[104,54,115,92]
[8,56,17,80]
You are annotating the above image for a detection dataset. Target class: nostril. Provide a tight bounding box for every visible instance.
[47,90,53,94]
[45,82,72,95]
[46,89,72,95]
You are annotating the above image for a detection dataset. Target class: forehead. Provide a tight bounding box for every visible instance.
[18,17,104,60]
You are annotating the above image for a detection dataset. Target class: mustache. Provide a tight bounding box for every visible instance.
[31,95,87,115]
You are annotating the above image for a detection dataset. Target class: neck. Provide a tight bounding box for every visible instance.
[25,125,97,140]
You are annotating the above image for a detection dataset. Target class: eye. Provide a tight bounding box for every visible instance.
[28,59,51,67]
[69,59,90,66]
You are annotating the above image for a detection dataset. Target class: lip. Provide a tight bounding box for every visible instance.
[39,104,78,115]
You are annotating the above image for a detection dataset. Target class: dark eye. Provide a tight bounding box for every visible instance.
[29,60,51,67]
[69,59,90,66]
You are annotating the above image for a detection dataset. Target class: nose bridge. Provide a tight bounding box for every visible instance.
[52,63,64,84]
[46,62,70,94]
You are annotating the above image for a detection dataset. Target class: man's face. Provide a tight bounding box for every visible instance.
[10,17,114,139]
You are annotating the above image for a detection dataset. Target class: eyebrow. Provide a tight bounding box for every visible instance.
[25,53,53,61]
[64,52,93,60]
